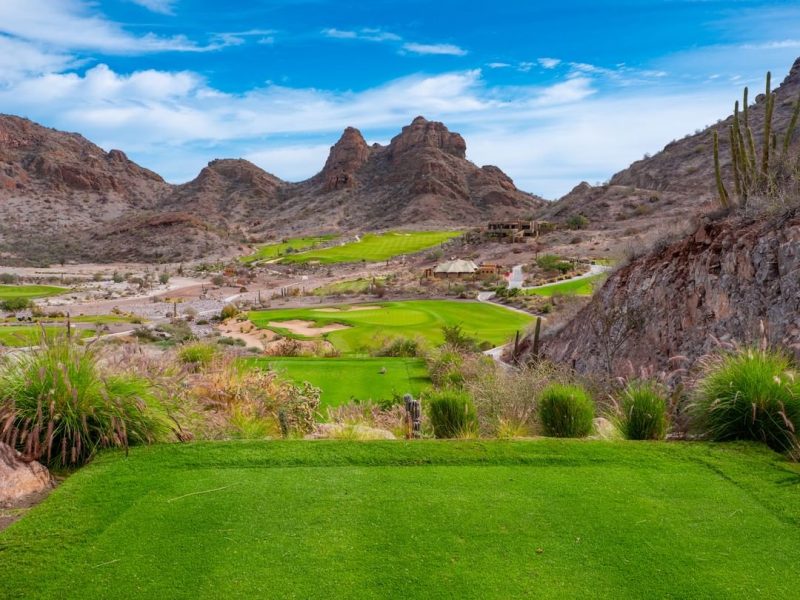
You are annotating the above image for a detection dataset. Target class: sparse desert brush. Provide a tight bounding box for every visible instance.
[220,304,239,320]
[691,347,800,458]
[468,361,572,438]
[190,358,320,438]
[0,335,169,468]
[326,401,408,437]
[538,383,595,438]
[615,380,668,440]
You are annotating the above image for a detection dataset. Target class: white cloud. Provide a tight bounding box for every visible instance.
[322,28,400,42]
[130,0,176,15]
[0,0,223,54]
[402,42,467,56]
[538,57,561,69]
[0,35,77,83]
[0,60,749,199]
[487,62,511,69]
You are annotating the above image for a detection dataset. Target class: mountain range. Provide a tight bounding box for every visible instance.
[0,115,543,264]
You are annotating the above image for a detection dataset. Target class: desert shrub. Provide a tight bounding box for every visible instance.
[372,336,422,357]
[427,390,478,438]
[1,297,31,312]
[326,401,409,438]
[220,304,239,320]
[159,272,170,285]
[0,273,18,284]
[566,215,589,230]
[0,335,169,468]
[426,346,466,388]
[178,342,218,372]
[468,361,573,438]
[616,380,668,440]
[218,336,246,347]
[536,254,572,274]
[441,323,480,352]
[190,360,320,438]
[539,383,594,438]
[691,347,800,457]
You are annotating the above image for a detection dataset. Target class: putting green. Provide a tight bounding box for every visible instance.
[249,300,534,353]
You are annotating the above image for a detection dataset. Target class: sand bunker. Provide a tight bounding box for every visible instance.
[218,318,277,348]
[314,305,381,313]
[268,319,349,336]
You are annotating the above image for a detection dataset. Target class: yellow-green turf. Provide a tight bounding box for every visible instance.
[280,231,461,264]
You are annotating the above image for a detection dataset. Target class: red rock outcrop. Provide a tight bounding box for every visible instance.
[541,209,800,376]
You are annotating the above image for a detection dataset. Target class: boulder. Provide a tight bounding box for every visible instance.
[0,442,54,507]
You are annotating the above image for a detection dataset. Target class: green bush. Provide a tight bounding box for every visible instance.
[539,383,594,438]
[178,342,218,371]
[428,391,477,438]
[692,348,800,457]
[617,381,668,440]
[372,336,421,357]
[1,297,31,312]
[220,304,239,320]
[0,335,168,468]
[566,215,589,230]
[441,323,479,352]
[536,254,572,274]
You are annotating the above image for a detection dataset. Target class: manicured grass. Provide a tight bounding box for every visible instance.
[0,326,94,347]
[245,357,431,410]
[240,235,337,264]
[280,230,462,264]
[524,273,606,297]
[2,440,800,598]
[0,284,68,301]
[249,300,534,353]
[312,277,386,296]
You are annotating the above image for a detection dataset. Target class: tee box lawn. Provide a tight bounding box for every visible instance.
[279,231,462,264]
[2,440,799,598]
[244,356,431,411]
[248,300,535,353]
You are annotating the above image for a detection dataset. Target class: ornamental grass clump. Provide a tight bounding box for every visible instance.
[0,334,169,468]
[428,390,478,438]
[692,347,800,458]
[178,342,218,372]
[617,380,668,440]
[538,383,594,438]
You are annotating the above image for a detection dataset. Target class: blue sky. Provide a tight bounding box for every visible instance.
[1,0,799,198]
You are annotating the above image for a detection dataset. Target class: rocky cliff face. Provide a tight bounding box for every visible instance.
[541,209,800,376]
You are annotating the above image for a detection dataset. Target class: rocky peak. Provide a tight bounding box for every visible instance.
[388,116,467,159]
[320,126,370,191]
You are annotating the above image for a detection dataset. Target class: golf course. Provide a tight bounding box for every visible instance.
[247,357,431,410]
[279,231,462,264]
[524,273,607,297]
[240,235,338,264]
[2,440,798,599]
[249,300,535,353]
[0,284,67,301]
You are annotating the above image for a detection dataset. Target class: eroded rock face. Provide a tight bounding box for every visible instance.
[388,116,467,159]
[0,443,54,507]
[320,127,371,191]
[541,210,800,376]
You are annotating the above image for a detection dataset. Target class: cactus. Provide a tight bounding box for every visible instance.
[713,131,730,209]
[713,71,800,208]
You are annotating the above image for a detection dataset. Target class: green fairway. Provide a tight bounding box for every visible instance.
[249,300,534,353]
[240,235,338,264]
[0,326,94,347]
[245,357,431,410]
[524,273,607,297]
[0,284,68,301]
[2,441,800,599]
[280,230,462,264]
